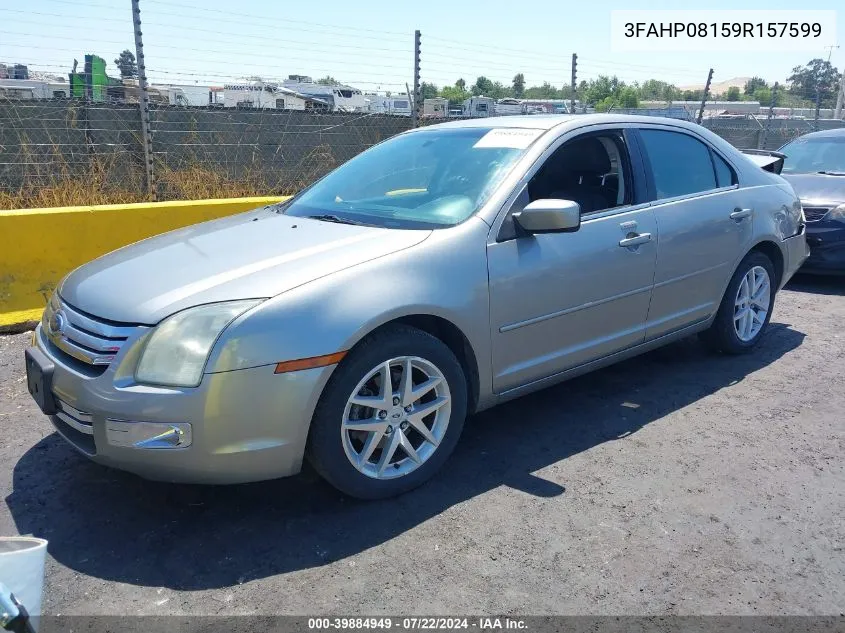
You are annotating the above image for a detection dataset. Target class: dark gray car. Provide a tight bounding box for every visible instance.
[779,128,845,274]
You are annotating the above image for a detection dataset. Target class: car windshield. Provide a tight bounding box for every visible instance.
[780,136,845,174]
[281,127,542,229]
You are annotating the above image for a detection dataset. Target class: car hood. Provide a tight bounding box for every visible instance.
[781,173,845,205]
[59,208,431,324]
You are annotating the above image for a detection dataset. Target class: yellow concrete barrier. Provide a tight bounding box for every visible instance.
[0,196,286,330]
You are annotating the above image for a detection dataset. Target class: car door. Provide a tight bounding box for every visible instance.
[634,126,754,340]
[487,127,658,394]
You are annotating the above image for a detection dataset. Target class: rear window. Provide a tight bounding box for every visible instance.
[639,129,718,199]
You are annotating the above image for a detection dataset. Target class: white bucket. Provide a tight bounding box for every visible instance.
[0,537,48,620]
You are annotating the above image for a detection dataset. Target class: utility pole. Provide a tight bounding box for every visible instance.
[412,29,421,127]
[759,82,778,149]
[696,68,713,125]
[131,0,155,199]
[570,53,577,114]
[835,72,845,120]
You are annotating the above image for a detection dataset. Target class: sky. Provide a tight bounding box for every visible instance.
[1,0,843,94]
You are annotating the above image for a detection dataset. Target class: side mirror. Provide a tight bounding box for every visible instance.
[513,199,581,234]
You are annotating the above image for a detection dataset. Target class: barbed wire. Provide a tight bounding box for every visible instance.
[1,0,843,210]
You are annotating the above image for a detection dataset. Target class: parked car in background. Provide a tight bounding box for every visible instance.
[25,114,807,499]
[779,128,845,274]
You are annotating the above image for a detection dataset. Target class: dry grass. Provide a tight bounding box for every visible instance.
[1,136,342,210]
[1,161,274,210]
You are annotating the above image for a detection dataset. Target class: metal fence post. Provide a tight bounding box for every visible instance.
[131,0,155,200]
[758,82,778,150]
[412,30,421,128]
[835,72,845,120]
[696,68,713,125]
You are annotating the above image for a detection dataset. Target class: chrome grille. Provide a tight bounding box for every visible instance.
[802,206,831,222]
[43,296,136,367]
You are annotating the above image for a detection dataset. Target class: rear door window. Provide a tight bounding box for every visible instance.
[639,129,718,200]
[712,151,737,187]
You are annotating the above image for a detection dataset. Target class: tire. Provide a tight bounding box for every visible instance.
[700,250,777,354]
[306,324,468,500]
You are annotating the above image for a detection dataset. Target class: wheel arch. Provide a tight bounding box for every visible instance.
[748,239,785,288]
[348,314,481,416]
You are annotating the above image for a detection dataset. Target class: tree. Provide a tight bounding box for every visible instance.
[744,76,768,95]
[419,82,439,101]
[114,49,137,79]
[582,75,622,105]
[787,59,842,107]
[618,86,639,108]
[316,76,340,86]
[639,79,678,102]
[512,73,525,98]
[726,86,741,101]
[489,81,510,99]
[455,78,466,92]
[440,85,469,104]
[471,76,494,96]
[524,82,559,99]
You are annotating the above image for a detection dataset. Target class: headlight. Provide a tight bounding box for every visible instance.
[827,204,845,221]
[135,300,263,387]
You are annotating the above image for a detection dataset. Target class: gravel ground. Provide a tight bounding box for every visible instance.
[1,275,843,617]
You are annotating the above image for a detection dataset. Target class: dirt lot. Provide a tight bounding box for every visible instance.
[1,275,843,616]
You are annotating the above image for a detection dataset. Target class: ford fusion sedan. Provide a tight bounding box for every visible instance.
[779,128,845,274]
[25,114,808,499]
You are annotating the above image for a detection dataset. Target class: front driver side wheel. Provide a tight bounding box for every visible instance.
[306,324,467,499]
[700,251,777,354]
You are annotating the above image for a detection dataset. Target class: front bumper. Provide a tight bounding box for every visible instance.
[30,324,333,484]
[803,222,845,275]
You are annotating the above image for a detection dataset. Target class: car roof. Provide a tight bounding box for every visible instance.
[786,127,845,140]
[417,113,704,132]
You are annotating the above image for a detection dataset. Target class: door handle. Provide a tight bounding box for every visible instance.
[730,208,752,221]
[618,232,652,248]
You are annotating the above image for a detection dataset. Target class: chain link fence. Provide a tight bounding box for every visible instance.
[1,2,844,209]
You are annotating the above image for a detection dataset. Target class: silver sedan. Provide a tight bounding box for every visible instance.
[24,114,809,499]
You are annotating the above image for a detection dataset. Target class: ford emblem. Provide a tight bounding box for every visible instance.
[49,311,65,335]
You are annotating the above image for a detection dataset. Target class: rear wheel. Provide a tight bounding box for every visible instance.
[700,251,776,354]
[306,325,467,499]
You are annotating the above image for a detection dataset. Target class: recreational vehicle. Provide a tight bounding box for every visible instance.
[367,94,412,116]
[282,75,367,112]
[462,96,494,117]
[223,82,328,111]
[422,97,448,118]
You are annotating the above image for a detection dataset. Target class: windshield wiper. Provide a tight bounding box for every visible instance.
[817,170,845,176]
[306,214,371,226]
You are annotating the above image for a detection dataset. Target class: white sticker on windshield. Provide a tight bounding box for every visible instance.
[473,128,544,149]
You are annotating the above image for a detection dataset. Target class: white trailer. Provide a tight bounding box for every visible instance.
[223,82,323,110]
[493,98,524,115]
[0,79,68,99]
[423,97,448,118]
[367,94,412,116]
[167,85,213,107]
[462,96,494,117]
[282,76,368,112]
